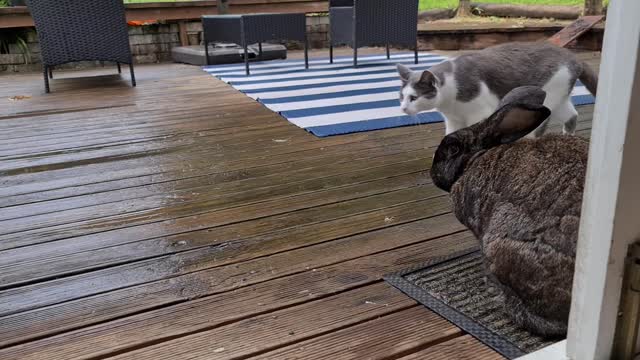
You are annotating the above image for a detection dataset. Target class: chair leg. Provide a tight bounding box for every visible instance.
[117,62,122,74]
[205,41,211,66]
[129,62,136,87]
[304,37,309,69]
[415,41,419,64]
[258,42,263,60]
[353,47,358,68]
[329,44,333,64]
[244,44,250,75]
[43,66,50,93]
[48,66,53,79]
[386,43,390,59]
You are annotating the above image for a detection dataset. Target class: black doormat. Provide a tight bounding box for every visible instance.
[384,249,562,359]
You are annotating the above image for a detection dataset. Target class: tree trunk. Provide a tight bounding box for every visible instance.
[457,0,472,17]
[471,3,581,19]
[584,0,603,15]
[218,0,230,15]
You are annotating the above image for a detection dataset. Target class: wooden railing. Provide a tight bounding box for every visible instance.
[0,0,329,29]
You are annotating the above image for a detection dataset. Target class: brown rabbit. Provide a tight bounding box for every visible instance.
[430,86,588,337]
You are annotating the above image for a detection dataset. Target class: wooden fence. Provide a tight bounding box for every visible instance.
[0,0,329,28]
[0,0,329,46]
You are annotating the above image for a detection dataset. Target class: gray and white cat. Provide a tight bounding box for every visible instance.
[397,42,598,136]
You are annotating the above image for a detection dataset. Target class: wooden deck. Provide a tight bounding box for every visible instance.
[0,50,599,360]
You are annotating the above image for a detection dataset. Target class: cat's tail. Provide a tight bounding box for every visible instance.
[579,61,598,96]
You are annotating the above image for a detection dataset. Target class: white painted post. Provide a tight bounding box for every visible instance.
[566,0,640,358]
[517,0,640,359]
[517,341,567,360]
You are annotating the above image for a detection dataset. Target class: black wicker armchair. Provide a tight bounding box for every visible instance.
[27,0,136,93]
[329,0,419,67]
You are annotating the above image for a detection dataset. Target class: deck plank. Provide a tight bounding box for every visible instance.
[14,284,417,360]
[0,126,441,206]
[0,129,439,220]
[0,135,439,229]
[0,233,476,353]
[0,156,429,250]
[1,185,446,287]
[249,306,462,360]
[397,335,504,360]
[0,168,429,265]
[95,283,418,360]
[0,212,464,316]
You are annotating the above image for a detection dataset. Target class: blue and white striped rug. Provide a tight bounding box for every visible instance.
[203,53,595,137]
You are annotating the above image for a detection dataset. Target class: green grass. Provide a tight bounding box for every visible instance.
[419,0,583,10]
[123,0,190,2]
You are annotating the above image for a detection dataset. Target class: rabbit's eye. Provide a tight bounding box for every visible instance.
[409,95,418,102]
[448,145,460,157]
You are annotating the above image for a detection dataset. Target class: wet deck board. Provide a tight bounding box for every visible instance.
[547,16,605,48]
[0,232,476,355]
[397,335,504,360]
[0,50,598,359]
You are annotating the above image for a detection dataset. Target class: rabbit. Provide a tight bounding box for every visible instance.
[429,85,588,337]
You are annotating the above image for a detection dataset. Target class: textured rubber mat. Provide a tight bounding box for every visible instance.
[384,249,561,359]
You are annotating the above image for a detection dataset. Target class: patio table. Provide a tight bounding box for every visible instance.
[202,13,309,75]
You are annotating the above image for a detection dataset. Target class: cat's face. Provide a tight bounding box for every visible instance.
[397,66,441,115]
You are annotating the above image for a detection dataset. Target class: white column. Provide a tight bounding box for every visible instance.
[566,0,640,358]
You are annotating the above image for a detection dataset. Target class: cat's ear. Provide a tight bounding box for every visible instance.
[479,86,551,145]
[420,70,437,84]
[397,64,411,82]
[416,70,439,89]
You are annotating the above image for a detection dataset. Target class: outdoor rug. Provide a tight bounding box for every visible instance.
[203,53,595,137]
[384,249,562,359]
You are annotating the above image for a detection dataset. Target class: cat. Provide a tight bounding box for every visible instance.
[397,42,598,136]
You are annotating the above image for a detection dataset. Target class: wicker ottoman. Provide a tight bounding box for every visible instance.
[202,13,309,75]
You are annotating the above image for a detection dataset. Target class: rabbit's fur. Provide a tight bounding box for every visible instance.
[430,86,588,337]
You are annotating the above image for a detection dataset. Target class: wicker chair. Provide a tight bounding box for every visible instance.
[27,0,136,93]
[329,0,419,67]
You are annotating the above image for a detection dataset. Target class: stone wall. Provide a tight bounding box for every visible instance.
[0,14,330,73]
[0,30,40,72]
[129,23,181,64]
[306,15,330,49]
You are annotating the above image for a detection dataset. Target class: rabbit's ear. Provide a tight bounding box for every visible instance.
[481,86,551,145]
[397,64,412,82]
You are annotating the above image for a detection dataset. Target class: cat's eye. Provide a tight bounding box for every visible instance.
[409,95,417,102]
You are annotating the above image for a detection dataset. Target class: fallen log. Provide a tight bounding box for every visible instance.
[471,3,581,19]
[418,8,456,21]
